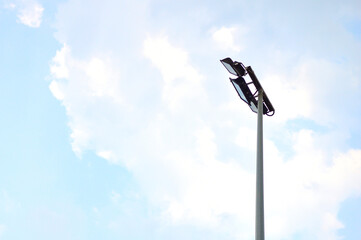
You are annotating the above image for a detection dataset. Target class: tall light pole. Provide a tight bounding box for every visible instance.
[220,58,274,240]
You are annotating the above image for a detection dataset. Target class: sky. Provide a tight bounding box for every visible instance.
[1,0,361,239]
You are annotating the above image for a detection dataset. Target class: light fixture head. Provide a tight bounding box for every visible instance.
[220,57,275,116]
[230,77,268,114]
[220,57,247,77]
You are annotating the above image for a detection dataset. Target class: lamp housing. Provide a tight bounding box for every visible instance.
[220,57,275,116]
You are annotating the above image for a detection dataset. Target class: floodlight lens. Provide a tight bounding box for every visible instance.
[232,81,248,104]
[250,101,258,113]
[221,61,238,76]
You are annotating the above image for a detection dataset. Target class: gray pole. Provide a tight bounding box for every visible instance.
[256,89,264,240]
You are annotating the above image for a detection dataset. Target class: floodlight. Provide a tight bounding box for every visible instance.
[230,77,269,114]
[230,77,251,104]
[220,57,247,76]
[220,58,274,116]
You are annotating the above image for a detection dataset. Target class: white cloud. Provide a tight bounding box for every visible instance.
[49,39,361,239]
[49,80,64,101]
[235,127,257,151]
[97,150,119,164]
[49,44,123,157]
[49,36,361,239]
[261,73,312,122]
[143,36,206,113]
[212,26,244,52]
[50,44,70,79]
[263,130,361,240]
[48,0,361,239]
[16,1,44,28]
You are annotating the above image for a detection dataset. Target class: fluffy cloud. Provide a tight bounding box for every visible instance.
[264,130,361,240]
[49,0,361,239]
[49,37,255,238]
[3,0,44,27]
[144,36,206,113]
[17,1,44,28]
[212,26,244,52]
[49,44,123,157]
[49,37,361,240]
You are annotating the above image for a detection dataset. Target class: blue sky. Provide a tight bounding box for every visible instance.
[1,0,361,239]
